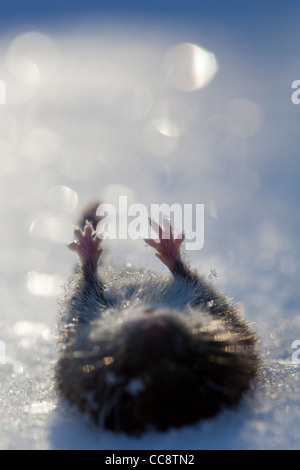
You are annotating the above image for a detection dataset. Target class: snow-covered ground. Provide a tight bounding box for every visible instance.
[0,19,300,449]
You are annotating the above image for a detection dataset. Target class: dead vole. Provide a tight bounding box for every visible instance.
[55,205,258,434]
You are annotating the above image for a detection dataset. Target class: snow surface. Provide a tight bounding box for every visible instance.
[0,18,300,450]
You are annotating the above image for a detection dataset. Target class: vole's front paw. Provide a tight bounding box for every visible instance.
[144,217,184,272]
[68,221,103,265]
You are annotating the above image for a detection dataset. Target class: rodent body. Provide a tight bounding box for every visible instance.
[55,205,258,434]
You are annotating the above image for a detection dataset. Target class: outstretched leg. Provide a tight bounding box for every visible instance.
[68,221,103,283]
[144,218,193,280]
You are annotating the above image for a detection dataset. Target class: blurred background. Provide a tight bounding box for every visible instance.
[0,0,300,449]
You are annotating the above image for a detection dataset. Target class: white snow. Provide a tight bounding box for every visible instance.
[0,18,299,449]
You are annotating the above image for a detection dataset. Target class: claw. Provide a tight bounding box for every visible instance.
[148,217,163,239]
[161,217,173,240]
[148,216,174,240]
[144,217,184,272]
[144,238,159,249]
[83,222,93,237]
[74,227,85,242]
[175,232,185,246]
[68,241,80,252]
[68,221,103,265]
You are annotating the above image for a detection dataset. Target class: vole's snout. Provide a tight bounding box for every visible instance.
[118,310,188,364]
[140,316,169,340]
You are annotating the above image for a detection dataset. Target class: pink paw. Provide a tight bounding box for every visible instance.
[144,217,184,271]
[68,221,103,265]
